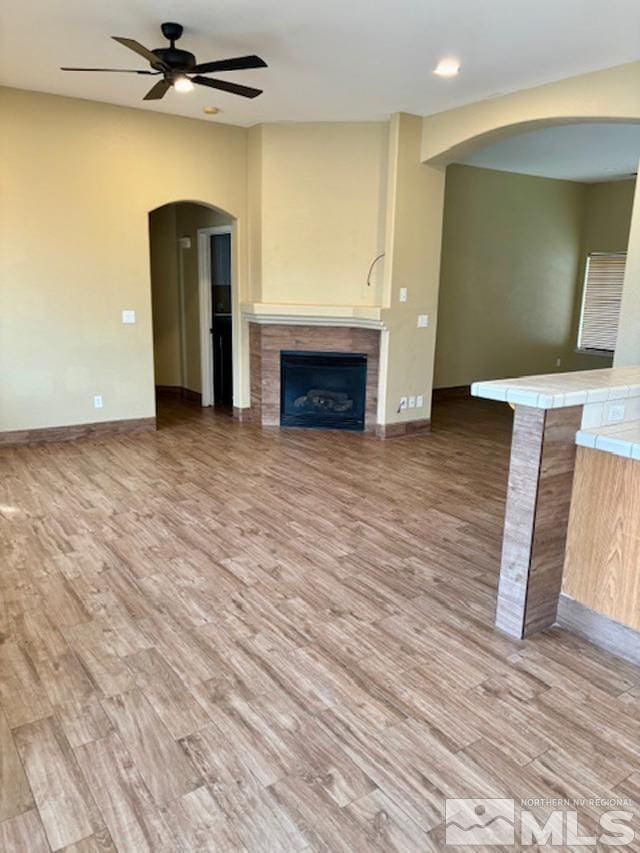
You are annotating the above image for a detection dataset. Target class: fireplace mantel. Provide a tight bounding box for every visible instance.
[241,302,386,330]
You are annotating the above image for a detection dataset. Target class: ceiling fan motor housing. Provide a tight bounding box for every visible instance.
[152,47,196,72]
[154,23,195,72]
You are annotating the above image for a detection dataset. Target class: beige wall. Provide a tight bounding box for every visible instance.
[257,122,389,306]
[434,169,634,388]
[0,86,248,431]
[4,61,640,434]
[380,113,445,423]
[149,202,231,394]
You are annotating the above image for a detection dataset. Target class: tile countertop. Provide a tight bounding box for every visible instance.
[471,366,640,409]
[576,420,640,460]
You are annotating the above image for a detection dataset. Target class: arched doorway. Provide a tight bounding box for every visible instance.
[415,65,640,408]
[432,122,639,395]
[148,200,236,416]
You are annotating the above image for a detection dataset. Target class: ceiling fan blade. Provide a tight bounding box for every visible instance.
[61,67,156,74]
[193,55,267,74]
[143,79,171,100]
[112,37,166,68]
[192,75,263,98]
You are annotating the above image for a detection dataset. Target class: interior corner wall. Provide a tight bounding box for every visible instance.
[247,125,263,304]
[258,122,388,306]
[149,205,181,387]
[613,172,640,367]
[575,179,635,370]
[380,113,445,424]
[434,165,586,387]
[0,86,248,431]
[434,168,634,389]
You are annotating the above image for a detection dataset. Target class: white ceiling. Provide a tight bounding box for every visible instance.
[462,122,640,182]
[1,0,640,127]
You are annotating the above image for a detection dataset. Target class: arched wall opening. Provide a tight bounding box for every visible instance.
[412,63,640,411]
[148,200,238,414]
[431,121,639,393]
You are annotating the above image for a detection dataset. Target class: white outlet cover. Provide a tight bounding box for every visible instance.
[399,397,408,410]
[607,403,625,423]
[94,395,103,409]
[416,395,424,408]
[399,287,408,303]
[408,395,416,408]
[417,314,429,328]
[122,310,136,324]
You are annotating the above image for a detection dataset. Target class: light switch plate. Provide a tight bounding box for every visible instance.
[416,395,424,408]
[399,287,408,303]
[94,395,103,409]
[417,314,429,328]
[122,310,136,324]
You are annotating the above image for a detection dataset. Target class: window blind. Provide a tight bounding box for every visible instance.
[577,252,626,352]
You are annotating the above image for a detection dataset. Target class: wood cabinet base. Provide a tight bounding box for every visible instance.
[557,593,640,667]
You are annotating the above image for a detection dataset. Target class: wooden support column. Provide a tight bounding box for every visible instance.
[495,404,582,639]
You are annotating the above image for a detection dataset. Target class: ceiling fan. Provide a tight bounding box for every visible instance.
[61,22,267,100]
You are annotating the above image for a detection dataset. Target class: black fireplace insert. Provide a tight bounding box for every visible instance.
[280,351,367,431]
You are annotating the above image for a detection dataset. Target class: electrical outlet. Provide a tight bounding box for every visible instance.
[555,357,562,367]
[408,395,416,408]
[399,287,408,303]
[399,397,408,411]
[607,403,625,423]
[417,314,429,328]
[94,395,103,409]
[122,310,136,324]
[416,394,424,408]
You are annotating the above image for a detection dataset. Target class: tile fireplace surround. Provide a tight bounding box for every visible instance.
[244,323,380,430]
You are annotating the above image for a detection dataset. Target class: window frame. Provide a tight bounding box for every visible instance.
[576,251,626,355]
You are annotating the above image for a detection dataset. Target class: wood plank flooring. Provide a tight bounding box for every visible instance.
[1,398,640,851]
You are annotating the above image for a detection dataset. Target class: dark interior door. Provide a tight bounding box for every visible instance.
[211,233,233,406]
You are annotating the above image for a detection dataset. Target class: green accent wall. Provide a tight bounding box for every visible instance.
[434,164,635,388]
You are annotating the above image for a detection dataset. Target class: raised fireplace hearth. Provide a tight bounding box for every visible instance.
[280,351,367,431]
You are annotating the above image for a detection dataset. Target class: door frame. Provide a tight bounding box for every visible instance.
[198,225,232,407]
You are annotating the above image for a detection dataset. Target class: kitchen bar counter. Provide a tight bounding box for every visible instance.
[472,366,640,640]
[576,419,640,460]
[472,365,640,408]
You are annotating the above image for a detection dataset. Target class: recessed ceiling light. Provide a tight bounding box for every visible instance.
[203,105,220,115]
[434,59,460,78]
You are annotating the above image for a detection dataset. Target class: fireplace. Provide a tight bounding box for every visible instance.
[280,351,367,431]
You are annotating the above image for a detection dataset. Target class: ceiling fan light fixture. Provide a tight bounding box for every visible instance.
[434,58,460,78]
[174,74,194,93]
[62,24,267,101]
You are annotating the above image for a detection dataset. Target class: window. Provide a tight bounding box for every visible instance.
[577,252,626,353]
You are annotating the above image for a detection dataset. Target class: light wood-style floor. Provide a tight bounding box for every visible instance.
[1,398,640,852]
